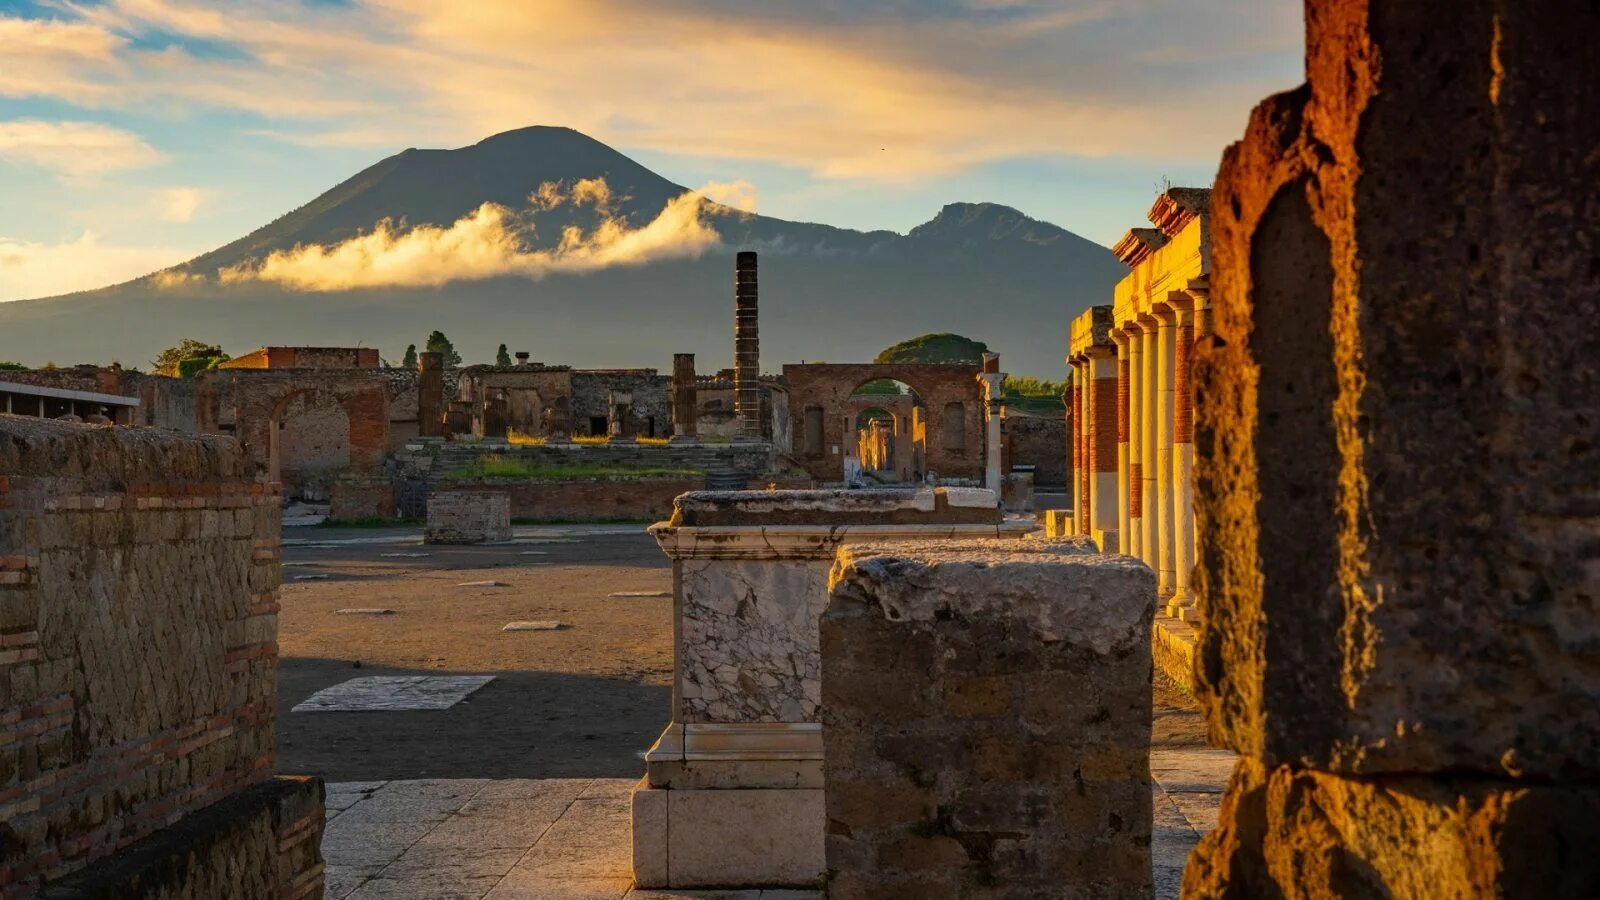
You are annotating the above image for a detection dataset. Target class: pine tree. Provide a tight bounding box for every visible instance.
[496,344,512,366]
[401,344,418,368]
[424,331,462,368]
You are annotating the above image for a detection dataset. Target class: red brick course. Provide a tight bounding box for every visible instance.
[433,476,705,521]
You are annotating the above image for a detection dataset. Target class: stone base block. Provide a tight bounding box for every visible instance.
[1093,527,1119,553]
[424,490,511,544]
[1152,616,1197,693]
[1184,758,1600,898]
[40,775,325,900]
[630,782,824,888]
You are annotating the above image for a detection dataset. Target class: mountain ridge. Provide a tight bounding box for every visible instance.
[0,126,1126,376]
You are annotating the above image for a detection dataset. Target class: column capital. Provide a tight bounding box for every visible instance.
[1136,313,1160,333]
[1164,289,1196,312]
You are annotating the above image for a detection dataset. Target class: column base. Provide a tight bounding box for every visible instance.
[1165,587,1195,619]
[632,723,825,888]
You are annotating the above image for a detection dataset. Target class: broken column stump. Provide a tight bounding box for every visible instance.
[1187,1,1600,895]
[822,539,1156,899]
[424,490,511,544]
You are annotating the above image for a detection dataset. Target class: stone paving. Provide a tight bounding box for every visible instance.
[322,746,1233,899]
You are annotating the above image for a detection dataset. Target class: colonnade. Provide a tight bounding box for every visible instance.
[1066,187,1211,621]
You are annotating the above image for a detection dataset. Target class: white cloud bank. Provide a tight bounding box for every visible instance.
[0,120,164,177]
[217,178,728,291]
[0,232,192,301]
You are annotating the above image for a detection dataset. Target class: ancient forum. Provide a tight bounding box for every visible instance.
[2,2,1598,898]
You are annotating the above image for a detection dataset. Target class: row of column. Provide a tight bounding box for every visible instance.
[1117,290,1204,618]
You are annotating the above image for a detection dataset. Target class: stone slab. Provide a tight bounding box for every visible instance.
[291,675,495,712]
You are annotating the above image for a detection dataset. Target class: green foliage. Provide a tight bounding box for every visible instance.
[875,332,989,365]
[152,338,228,374]
[495,343,512,366]
[401,344,418,368]
[1002,375,1066,398]
[444,455,703,480]
[175,356,225,379]
[424,330,462,368]
[0,361,27,371]
[853,378,905,395]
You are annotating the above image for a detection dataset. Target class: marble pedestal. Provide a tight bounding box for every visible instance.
[631,488,1027,888]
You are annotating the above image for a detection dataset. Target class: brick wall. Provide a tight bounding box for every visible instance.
[822,540,1155,899]
[0,415,319,897]
[1004,414,1066,488]
[330,478,398,521]
[424,491,511,543]
[433,477,703,522]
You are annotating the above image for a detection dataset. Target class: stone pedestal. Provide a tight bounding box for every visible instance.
[1187,1,1600,894]
[822,539,1156,899]
[632,488,1030,889]
[424,491,511,544]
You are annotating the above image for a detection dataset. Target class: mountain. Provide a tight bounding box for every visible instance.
[0,126,1126,377]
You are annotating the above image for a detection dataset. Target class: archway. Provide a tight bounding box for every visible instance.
[271,388,352,502]
[848,380,923,483]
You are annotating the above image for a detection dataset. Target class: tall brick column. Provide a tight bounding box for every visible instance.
[1137,318,1158,571]
[1169,295,1197,618]
[1186,1,1600,894]
[1087,349,1119,549]
[417,351,443,437]
[733,251,762,440]
[1068,373,1083,532]
[671,352,697,441]
[1111,330,1132,549]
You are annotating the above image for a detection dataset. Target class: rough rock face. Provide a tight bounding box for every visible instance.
[1193,0,1600,777]
[821,539,1155,899]
[1184,759,1600,899]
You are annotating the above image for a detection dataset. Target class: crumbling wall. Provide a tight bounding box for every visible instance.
[822,539,1155,898]
[1004,412,1066,488]
[433,476,703,522]
[424,491,511,543]
[571,371,671,438]
[0,416,322,896]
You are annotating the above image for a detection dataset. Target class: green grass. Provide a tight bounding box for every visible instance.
[445,456,703,480]
[509,516,654,525]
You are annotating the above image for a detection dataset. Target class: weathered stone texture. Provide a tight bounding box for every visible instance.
[1194,0,1600,778]
[434,476,703,522]
[0,416,317,896]
[1184,759,1600,899]
[1002,413,1066,489]
[822,540,1156,899]
[39,776,325,900]
[423,491,511,544]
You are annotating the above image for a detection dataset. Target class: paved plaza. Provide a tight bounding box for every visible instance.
[281,524,1231,898]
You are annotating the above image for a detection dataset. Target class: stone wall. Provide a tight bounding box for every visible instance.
[0,415,321,897]
[424,491,511,544]
[428,441,776,477]
[1004,412,1066,488]
[330,477,398,521]
[571,371,671,438]
[822,540,1155,899]
[1185,2,1600,895]
[433,477,703,522]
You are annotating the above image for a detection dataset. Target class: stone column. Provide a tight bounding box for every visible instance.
[1152,303,1176,601]
[1138,317,1159,576]
[1111,330,1132,551]
[607,390,634,442]
[417,351,443,437]
[733,251,762,440]
[1186,2,1600,894]
[1124,325,1143,561]
[978,353,1005,493]
[1168,293,1197,619]
[1066,373,1080,533]
[671,353,698,442]
[1076,361,1092,535]
[1087,349,1118,551]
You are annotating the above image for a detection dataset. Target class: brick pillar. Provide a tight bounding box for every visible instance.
[1088,351,1118,550]
[733,251,761,440]
[671,353,697,441]
[1186,1,1600,894]
[1138,319,1158,570]
[1112,332,1132,552]
[1153,308,1176,600]
[417,351,443,437]
[1125,325,1143,560]
[1170,300,1196,617]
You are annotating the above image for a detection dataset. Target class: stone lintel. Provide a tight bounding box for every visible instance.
[664,487,1000,528]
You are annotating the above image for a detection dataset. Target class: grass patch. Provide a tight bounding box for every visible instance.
[506,429,547,446]
[700,434,732,444]
[445,455,703,480]
[318,516,422,528]
[571,434,610,445]
[635,435,672,446]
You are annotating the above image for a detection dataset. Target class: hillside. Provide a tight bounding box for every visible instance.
[0,127,1126,376]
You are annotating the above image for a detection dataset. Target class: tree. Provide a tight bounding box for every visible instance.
[425,331,462,368]
[0,361,27,371]
[401,344,418,368]
[152,339,228,375]
[875,332,990,365]
[496,344,512,366]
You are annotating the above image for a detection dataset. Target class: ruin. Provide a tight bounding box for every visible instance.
[631,488,1027,888]
[424,490,512,544]
[0,417,323,897]
[733,251,762,440]
[823,539,1155,898]
[1183,1,1600,894]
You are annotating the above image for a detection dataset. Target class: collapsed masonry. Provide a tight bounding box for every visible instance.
[1185,1,1600,894]
[0,416,323,898]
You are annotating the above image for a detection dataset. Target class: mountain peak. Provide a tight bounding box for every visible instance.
[908,202,1071,246]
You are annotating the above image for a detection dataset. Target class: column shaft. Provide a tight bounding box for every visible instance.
[1171,306,1197,615]
[1089,353,1119,549]
[1126,328,1143,560]
[1069,369,1083,534]
[1114,338,1131,552]
[1139,323,1158,570]
[1155,310,1176,600]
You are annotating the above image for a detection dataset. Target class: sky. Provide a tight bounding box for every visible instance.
[0,0,1304,302]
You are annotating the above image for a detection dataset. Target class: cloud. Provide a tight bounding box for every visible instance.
[0,232,192,301]
[160,186,206,221]
[0,1,1302,180]
[0,120,164,177]
[217,178,722,291]
[699,179,759,214]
